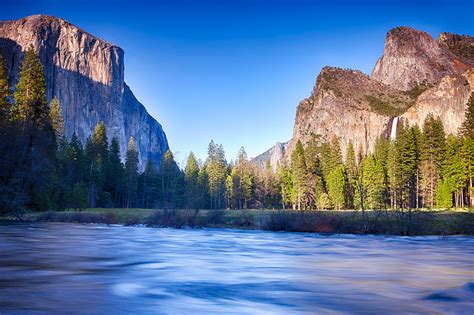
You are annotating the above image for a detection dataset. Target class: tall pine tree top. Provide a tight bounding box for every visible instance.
[185,152,199,180]
[11,45,48,126]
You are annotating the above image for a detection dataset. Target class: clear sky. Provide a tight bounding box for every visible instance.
[4,0,474,166]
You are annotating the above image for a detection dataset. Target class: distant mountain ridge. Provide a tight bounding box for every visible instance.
[0,14,169,169]
[255,26,474,168]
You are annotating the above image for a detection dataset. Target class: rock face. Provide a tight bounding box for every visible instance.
[288,66,414,159]
[0,15,168,169]
[401,69,474,135]
[371,26,472,91]
[256,26,473,169]
[253,142,287,171]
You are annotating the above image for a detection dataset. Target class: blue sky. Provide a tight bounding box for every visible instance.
[4,0,474,166]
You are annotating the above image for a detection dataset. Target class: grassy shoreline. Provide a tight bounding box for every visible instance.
[2,208,473,236]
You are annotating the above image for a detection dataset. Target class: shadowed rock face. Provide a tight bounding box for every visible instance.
[0,15,168,169]
[255,27,473,169]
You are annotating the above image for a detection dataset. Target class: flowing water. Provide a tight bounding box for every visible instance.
[0,222,473,314]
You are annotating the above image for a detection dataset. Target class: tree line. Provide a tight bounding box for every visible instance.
[0,46,473,214]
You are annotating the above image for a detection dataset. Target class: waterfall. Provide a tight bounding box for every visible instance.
[390,117,399,140]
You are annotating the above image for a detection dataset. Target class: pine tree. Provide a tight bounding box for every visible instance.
[49,97,65,146]
[10,45,48,126]
[345,140,357,208]
[10,45,55,210]
[360,154,386,209]
[205,140,227,209]
[460,92,474,139]
[105,136,124,207]
[330,136,343,168]
[85,122,109,207]
[460,94,474,207]
[124,137,139,208]
[373,136,390,207]
[139,159,157,208]
[158,150,182,209]
[0,53,9,118]
[185,152,200,209]
[291,140,307,210]
[394,123,420,208]
[435,179,452,208]
[49,98,68,210]
[317,192,332,209]
[461,136,474,207]
[443,135,467,208]
[66,133,84,186]
[198,166,210,209]
[304,137,323,208]
[387,140,397,209]
[326,164,347,210]
[236,147,253,209]
[420,114,446,208]
[261,160,280,208]
[276,163,293,209]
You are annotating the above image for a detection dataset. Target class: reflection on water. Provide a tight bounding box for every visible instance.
[0,222,473,314]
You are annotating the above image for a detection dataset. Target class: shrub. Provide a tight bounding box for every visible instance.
[202,209,225,226]
[146,209,199,228]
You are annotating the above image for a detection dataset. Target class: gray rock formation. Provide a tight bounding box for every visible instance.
[256,26,473,169]
[253,142,287,170]
[0,15,168,169]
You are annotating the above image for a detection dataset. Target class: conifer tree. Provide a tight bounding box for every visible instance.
[85,122,109,207]
[236,147,253,209]
[304,138,323,208]
[205,140,227,209]
[461,136,474,207]
[345,140,357,208]
[327,164,347,210]
[394,123,420,208]
[435,179,452,208]
[10,45,55,210]
[198,166,210,209]
[291,140,307,210]
[185,152,200,209]
[158,149,183,209]
[276,164,293,209]
[124,137,139,208]
[105,136,124,206]
[360,154,386,209]
[420,114,445,208]
[140,159,157,208]
[261,160,280,208]
[443,135,467,208]
[49,97,65,146]
[460,92,474,139]
[0,53,9,118]
[11,45,48,126]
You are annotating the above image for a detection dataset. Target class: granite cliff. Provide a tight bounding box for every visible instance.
[256,26,473,168]
[0,15,168,169]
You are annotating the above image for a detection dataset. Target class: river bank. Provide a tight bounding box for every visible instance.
[3,208,474,236]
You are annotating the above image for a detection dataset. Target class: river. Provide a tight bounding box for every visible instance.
[0,222,473,314]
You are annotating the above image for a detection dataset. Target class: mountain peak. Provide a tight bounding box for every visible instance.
[371,26,471,91]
